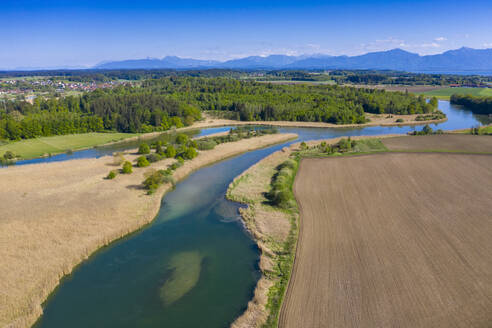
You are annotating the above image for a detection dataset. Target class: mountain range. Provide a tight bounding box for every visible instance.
[95,47,492,73]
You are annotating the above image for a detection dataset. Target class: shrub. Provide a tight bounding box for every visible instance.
[3,151,15,160]
[183,147,198,160]
[106,170,117,179]
[146,153,162,163]
[187,139,197,148]
[143,169,176,194]
[422,124,433,135]
[122,161,133,174]
[175,133,189,145]
[196,139,217,150]
[137,156,150,167]
[155,141,163,154]
[267,159,298,209]
[165,145,176,158]
[138,143,150,154]
[395,118,404,123]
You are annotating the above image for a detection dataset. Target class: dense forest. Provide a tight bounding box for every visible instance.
[0,88,201,140]
[1,77,437,141]
[450,94,492,114]
[143,77,436,122]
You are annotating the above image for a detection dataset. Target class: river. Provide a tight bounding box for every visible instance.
[32,100,485,327]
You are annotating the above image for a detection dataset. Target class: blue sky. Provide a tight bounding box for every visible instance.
[1,0,492,69]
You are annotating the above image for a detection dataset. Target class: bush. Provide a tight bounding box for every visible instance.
[175,133,189,145]
[182,147,198,160]
[137,156,150,167]
[267,159,298,209]
[106,170,117,179]
[3,151,15,160]
[196,139,217,150]
[122,161,133,174]
[155,141,163,154]
[165,145,176,158]
[138,143,150,154]
[146,153,162,163]
[143,169,176,194]
[395,118,404,123]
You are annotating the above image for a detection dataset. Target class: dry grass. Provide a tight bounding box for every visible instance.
[196,113,446,130]
[227,147,294,328]
[383,134,492,153]
[280,153,492,328]
[0,132,297,328]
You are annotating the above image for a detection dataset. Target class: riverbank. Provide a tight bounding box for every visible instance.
[195,113,447,130]
[0,132,297,328]
[0,132,142,160]
[1,110,447,162]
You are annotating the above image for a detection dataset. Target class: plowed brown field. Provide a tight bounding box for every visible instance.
[280,153,492,328]
[383,134,492,153]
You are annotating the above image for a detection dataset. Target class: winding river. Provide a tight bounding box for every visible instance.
[32,101,485,327]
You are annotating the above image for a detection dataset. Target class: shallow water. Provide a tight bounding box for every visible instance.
[33,100,484,327]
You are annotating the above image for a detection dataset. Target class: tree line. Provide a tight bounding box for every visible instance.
[450,94,492,115]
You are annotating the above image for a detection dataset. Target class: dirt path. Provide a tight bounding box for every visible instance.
[0,133,297,328]
[281,153,492,328]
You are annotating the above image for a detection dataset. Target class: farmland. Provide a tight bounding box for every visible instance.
[280,141,492,327]
[415,87,492,100]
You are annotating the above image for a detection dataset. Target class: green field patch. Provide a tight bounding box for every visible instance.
[415,87,492,100]
[0,132,139,159]
[160,251,203,307]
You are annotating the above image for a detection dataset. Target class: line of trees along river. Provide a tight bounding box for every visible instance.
[450,94,492,115]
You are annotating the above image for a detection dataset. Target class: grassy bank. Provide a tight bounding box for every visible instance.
[0,132,139,159]
[227,147,299,328]
[414,87,492,100]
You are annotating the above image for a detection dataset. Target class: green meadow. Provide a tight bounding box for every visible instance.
[415,87,492,100]
[0,132,139,159]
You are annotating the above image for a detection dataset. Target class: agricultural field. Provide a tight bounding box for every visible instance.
[0,132,139,159]
[414,87,492,99]
[281,152,492,328]
[383,134,492,153]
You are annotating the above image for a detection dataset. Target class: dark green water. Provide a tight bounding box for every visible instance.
[33,100,484,327]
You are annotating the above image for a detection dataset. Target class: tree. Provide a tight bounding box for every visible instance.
[122,161,133,174]
[183,146,198,160]
[165,145,176,158]
[137,156,150,167]
[429,97,438,109]
[155,141,163,154]
[422,124,433,135]
[175,133,188,144]
[138,143,150,154]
